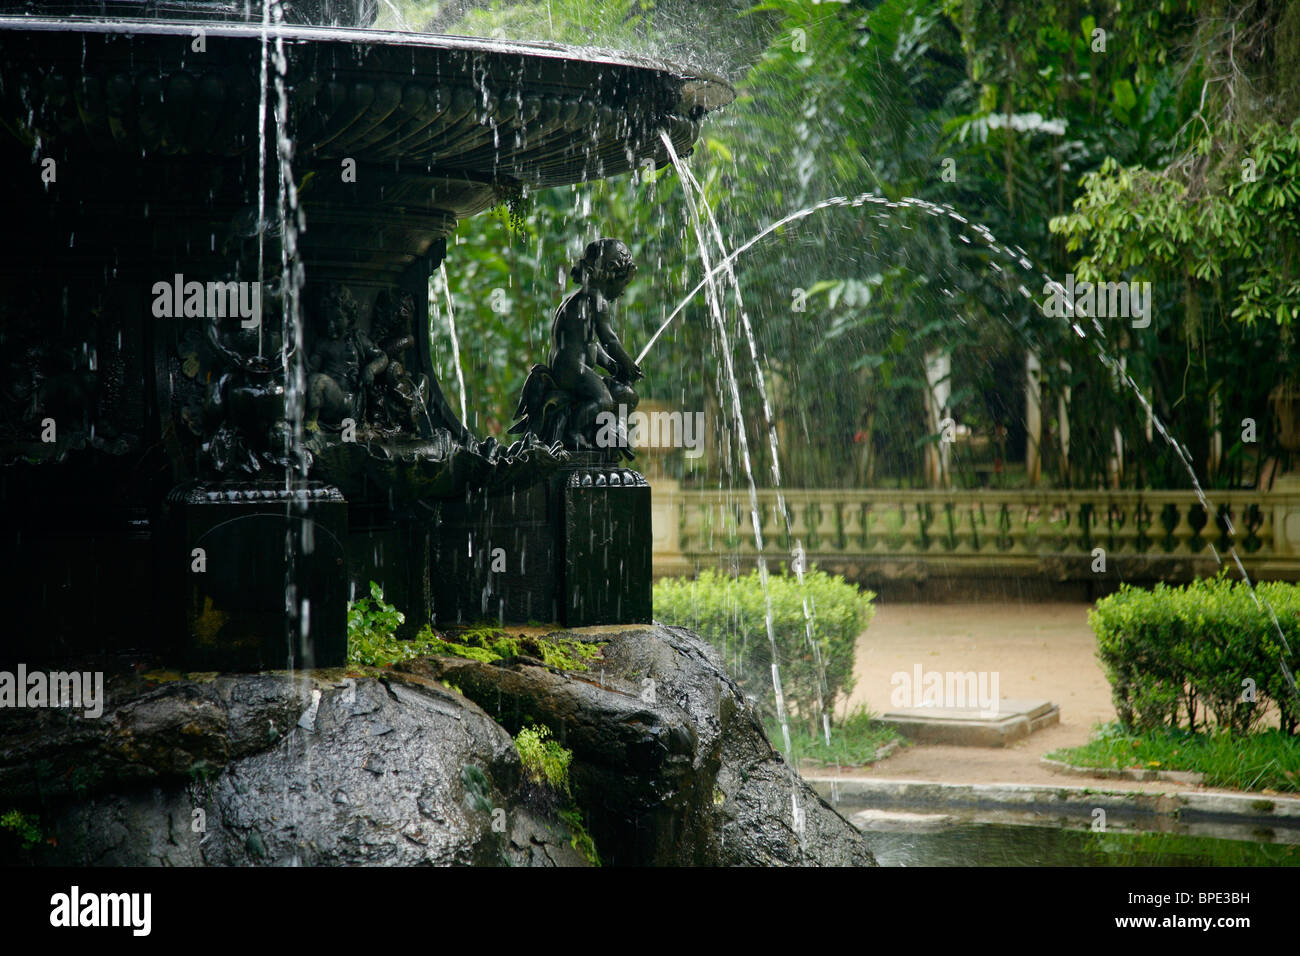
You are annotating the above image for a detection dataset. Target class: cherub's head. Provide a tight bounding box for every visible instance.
[570,238,637,298]
[321,285,358,339]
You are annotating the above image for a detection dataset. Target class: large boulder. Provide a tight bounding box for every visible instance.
[408,624,874,866]
[1,671,586,866]
[0,626,874,866]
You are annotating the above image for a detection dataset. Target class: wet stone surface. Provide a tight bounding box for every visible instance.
[0,626,874,867]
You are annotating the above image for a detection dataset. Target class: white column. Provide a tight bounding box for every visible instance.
[1057,360,1071,474]
[1025,351,1042,485]
[925,350,952,488]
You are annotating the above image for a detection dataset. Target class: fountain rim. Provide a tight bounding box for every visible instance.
[0,15,736,112]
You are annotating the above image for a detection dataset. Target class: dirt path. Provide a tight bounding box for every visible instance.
[816,601,1188,792]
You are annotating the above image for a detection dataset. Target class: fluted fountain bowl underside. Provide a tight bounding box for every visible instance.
[0,16,733,278]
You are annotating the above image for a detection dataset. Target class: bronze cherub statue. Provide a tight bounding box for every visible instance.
[510,238,643,458]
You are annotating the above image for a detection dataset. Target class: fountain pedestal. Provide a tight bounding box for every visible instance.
[162,481,348,669]
[430,456,651,627]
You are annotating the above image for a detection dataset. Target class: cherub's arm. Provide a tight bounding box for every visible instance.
[358,334,388,385]
[595,310,642,380]
[381,334,416,356]
[593,341,617,371]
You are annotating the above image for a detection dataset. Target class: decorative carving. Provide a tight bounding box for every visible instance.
[366,289,432,436]
[306,285,379,432]
[200,311,308,478]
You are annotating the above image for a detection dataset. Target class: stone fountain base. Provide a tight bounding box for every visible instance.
[0,624,875,867]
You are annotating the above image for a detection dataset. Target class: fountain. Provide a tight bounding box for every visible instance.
[0,1,733,669]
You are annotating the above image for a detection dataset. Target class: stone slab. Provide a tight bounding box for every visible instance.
[879,698,1059,747]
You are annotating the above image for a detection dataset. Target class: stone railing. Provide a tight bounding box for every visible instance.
[651,485,1300,583]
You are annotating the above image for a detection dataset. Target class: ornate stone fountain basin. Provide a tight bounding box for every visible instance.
[1,14,729,280]
[0,9,733,668]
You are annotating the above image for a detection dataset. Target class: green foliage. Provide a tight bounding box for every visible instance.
[514,724,601,865]
[557,806,601,867]
[1090,577,1300,734]
[346,582,411,667]
[514,724,572,795]
[654,567,874,727]
[764,706,900,767]
[1049,723,1300,792]
[0,809,43,850]
[388,0,1296,492]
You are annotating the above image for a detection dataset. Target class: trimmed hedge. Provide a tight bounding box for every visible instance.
[1090,577,1300,735]
[654,567,874,728]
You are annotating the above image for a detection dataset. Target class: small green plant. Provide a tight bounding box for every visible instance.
[511,725,599,865]
[515,724,572,795]
[1,809,43,850]
[558,806,601,866]
[346,581,411,667]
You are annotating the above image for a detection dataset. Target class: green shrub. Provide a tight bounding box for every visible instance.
[1091,577,1300,735]
[654,567,874,728]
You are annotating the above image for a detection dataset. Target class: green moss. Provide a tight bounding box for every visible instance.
[346,585,604,673]
[533,637,604,671]
[415,623,604,673]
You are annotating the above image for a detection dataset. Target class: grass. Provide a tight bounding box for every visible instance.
[1048,723,1300,793]
[765,707,902,767]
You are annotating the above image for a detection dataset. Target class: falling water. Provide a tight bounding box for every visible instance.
[437,261,470,426]
[662,132,834,747]
[637,188,1299,711]
[255,1,270,357]
[659,138,793,758]
[262,1,311,672]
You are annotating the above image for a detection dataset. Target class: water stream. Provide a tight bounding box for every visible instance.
[658,136,795,758]
[436,262,471,427]
[661,133,833,749]
[636,185,1299,722]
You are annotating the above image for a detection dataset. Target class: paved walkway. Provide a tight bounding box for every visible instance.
[817,601,1191,792]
